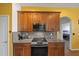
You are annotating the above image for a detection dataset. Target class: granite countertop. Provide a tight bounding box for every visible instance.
[48,39,64,42]
[13,39,32,43]
[13,39,64,43]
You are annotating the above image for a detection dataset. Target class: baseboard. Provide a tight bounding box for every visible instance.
[69,48,79,50]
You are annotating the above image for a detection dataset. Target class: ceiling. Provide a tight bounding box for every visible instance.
[18,3,79,8]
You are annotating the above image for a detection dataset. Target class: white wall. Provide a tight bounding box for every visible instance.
[12,3,21,32]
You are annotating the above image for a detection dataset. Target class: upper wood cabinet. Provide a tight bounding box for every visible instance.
[18,11,60,32]
[46,13,60,31]
[18,12,32,32]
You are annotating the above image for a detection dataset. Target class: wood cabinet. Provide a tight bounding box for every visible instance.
[18,12,24,32]
[46,13,60,31]
[18,11,60,32]
[18,12,32,32]
[13,42,64,56]
[48,42,64,56]
[13,43,31,56]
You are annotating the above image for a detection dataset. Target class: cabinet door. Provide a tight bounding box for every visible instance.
[37,13,46,24]
[13,47,24,56]
[48,45,59,56]
[18,12,32,32]
[26,13,33,32]
[23,44,31,56]
[24,13,33,32]
[18,12,25,32]
[46,13,60,32]
[48,47,55,56]
[48,42,64,56]
[31,13,46,24]
[39,13,48,28]
[54,13,60,31]
[46,13,55,32]
[24,47,31,56]
[48,42,56,56]
[57,46,64,56]
[23,13,28,32]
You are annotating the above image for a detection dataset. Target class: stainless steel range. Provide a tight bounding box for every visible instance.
[31,38,48,56]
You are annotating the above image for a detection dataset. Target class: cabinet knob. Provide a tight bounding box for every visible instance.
[9,31,12,33]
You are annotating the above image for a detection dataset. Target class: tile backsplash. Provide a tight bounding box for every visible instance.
[29,32,56,39]
[12,32,57,42]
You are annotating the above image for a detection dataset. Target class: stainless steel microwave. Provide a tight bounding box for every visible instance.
[33,23,46,32]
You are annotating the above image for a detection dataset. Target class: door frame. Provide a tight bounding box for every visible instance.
[69,19,72,50]
[60,16,72,50]
[0,15,9,56]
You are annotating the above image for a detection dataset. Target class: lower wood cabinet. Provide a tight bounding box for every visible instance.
[13,42,64,56]
[48,42,65,56]
[13,43,31,56]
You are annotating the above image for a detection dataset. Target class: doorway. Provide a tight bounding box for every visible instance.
[0,15,9,56]
[60,16,71,50]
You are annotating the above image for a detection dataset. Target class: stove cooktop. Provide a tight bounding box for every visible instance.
[32,38,48,47]
[32,38,47,42]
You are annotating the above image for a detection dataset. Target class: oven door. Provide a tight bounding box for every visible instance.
[31,47,48,56]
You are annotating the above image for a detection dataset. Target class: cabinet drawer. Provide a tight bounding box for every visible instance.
[56,42,64,46]
[48,42,57,47]
[13,43,31,47]
[48,42,64,47]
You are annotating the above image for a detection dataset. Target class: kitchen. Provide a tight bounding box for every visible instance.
[12,11,64,56]
[1,3,79,56]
